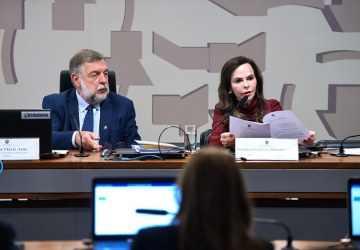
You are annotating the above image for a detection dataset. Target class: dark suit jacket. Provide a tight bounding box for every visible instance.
[131,225,274,250]
[0,220,16,250]
[131,225,179,250]
[42,89,141,149]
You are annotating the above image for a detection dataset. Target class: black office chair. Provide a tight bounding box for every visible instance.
[200,129,212,148]
[59,70,117,93]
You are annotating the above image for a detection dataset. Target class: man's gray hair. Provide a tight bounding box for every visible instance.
[69,49,105,75]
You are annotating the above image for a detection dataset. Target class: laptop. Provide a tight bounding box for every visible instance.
[348,177,360,249]
[92,177,180,250]
[0,109,52,159]
[114,148,187,160]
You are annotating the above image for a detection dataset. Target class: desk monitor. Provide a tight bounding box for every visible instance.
[92,177,179,243]
[0,109,52,159]
[348,178,360,249]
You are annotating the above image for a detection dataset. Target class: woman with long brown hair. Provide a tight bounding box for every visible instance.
[208,56,315,149]
[131,147,273,250]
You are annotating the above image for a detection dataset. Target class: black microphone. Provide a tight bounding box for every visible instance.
[201,95,248,147]
[253,218,297,250]
[71,114,89,157]
[137,210,295,249]
[334,134,360,157]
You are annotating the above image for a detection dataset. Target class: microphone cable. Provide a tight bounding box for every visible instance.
[157,125,192,159]
[0,160,3,175]
[254,217,297,250]
[104,126,190,161]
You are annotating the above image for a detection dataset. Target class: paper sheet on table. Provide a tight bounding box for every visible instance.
[229,110,309,142]
[134,140,180,149]
[344,148,360,156]
[132,140,184,153]
[131,145,184,153]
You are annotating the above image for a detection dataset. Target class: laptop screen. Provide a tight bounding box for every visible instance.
[348,178,360,239]
[92,177,180,241]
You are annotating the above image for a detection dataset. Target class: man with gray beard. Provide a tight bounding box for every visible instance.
[42,49,141,151]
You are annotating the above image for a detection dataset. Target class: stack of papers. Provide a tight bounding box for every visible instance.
[229,110,309,142]
[132,140,184,153]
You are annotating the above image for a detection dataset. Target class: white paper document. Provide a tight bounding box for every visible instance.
[229,110,309,142]
[132,140,184,153]
[344,148,360,156]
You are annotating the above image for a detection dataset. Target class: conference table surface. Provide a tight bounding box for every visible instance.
[1,150,360,200]
[21,240,351,250]
[3,149,360,169]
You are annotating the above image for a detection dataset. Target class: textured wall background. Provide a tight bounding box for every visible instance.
[1,0,359,143]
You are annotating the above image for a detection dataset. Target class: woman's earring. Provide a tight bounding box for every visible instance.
[228,90,232,94]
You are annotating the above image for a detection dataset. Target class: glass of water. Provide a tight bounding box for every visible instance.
[184,125,197,153]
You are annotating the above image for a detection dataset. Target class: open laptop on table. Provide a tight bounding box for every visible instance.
[0,109,52,159]
[348,178,360,249]
[92,177,179,250]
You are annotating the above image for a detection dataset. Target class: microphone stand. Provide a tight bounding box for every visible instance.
[334,134,360,157]
[253,218,298,250]
[202,95,248,146]
[72,114,89,157]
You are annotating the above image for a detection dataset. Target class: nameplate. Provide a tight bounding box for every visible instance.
[0,138,40,160]
[235,138,299,161]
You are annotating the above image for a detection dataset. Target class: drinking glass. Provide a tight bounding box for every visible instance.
[184,125,197,153]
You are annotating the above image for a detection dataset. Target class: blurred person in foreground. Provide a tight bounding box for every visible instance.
[131,146,274,250]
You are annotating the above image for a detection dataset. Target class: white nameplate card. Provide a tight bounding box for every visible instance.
[0,138,40,160]
[235,138,299,161]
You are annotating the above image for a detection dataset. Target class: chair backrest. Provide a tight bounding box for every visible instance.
[59,70,117,93]
[200,129,212,148]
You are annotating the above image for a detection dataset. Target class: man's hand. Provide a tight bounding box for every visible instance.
[75,131,102,151]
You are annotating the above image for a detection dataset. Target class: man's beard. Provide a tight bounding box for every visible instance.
[80,79,109,104]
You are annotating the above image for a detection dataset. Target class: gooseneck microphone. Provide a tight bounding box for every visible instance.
[253,218,297,250]
[136,209,295,250]
[334,134,360,157]
[71,114,89,157]
[201,95,248,147]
